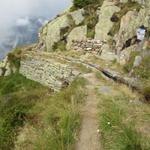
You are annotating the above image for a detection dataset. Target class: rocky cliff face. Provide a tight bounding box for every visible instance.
[1,0,150,91]
[37,0,150,60]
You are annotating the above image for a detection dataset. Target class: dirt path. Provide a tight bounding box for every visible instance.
[75,73,101,150]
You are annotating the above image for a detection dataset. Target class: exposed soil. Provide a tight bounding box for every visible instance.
[75,73,101,150]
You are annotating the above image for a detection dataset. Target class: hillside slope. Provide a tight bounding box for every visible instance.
[0,0,150,149]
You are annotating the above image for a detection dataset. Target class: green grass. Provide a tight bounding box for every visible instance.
[74,63,92,73]
[15,77,87,150]
[0,73,49,150]
[52,41,67,51]
[72,0,102,9]
[0,73,87,150]
[98,92,150,150]
[0,73,42,95]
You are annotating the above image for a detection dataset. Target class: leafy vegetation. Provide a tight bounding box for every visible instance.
[28,77,86,150]
[123,50,150,101]
[0,73,48,150]
[52,41,67,51]
[73,0,100,8]
[83,4,99,39]
[0,72,86,150]
[7,48,22,71]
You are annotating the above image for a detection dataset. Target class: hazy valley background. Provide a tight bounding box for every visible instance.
[0,0,71,59]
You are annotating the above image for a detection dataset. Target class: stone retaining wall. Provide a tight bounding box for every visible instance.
[20,52,78,91]
[71,40,105,53]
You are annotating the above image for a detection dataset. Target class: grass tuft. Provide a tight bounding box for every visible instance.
[98,91,150,150]
[15,77,87,150]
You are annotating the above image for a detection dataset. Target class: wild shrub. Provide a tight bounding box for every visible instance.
[32,77,86,150]
[0,73,48,149]
[7,48,22,70]
[73,0,99,8]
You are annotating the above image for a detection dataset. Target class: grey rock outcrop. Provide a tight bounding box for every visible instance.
[45,14,71,51]
[100,44,117,61]
[38,9,85,52]
[95,1,120,41]
[67,25,87,50]
[115,8,150,53]
[0,56,11,76]
[70,9,85,25]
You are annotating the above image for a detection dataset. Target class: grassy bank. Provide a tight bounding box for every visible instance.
[15,77,86,150]
[0,73,86,150]
[96,78,150,150]
[0,73,49,150]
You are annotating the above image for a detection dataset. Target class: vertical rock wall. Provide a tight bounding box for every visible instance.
[20,52,78,91]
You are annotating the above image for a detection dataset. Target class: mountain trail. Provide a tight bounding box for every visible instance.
[75,73,102,150]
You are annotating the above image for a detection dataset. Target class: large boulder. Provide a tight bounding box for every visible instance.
[38,9,85,52]
[95,1,120,41]
[133,55,142,67]
[67,25,87,50]
[100,44,117,61]
[115,8,150,53]
[70,9,85,25]
[45,14,71,51]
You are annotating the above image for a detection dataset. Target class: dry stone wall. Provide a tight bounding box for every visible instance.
[20,52,78,91]
[71,39,104,53]
[71,39,117,61]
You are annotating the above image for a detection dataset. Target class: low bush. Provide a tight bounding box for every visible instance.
[73,0,100,8]
[26,77,87,150]
[0,73,42,95]
[7,48,22,70]
[52,41,67,51]
[0,73,49,149]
